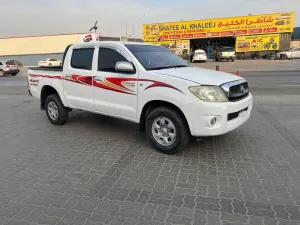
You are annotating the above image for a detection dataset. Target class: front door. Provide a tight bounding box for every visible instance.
[63,47,95,110]
[92,45,138,120]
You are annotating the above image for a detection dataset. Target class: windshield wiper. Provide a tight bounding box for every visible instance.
[148,65,189,71]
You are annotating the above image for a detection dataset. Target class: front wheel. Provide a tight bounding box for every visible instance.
[45,94,68,125]
[146,106,190,154]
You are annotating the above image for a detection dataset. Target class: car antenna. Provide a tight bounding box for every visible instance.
[89,21,98,33]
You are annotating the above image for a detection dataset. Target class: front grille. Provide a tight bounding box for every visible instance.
[228,82,249,101]
[227,107,248,121]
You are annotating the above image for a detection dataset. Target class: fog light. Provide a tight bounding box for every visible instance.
[210,117,217,126]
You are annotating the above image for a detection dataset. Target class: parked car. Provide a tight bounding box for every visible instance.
[38,58,62,67]
[27,42,252,154]
[276,48,300,59]
[0,60,20,76]
[215,47,236,62]
[192,49,207,62]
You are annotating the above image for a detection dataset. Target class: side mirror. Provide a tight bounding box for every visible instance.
[115,61,134,74]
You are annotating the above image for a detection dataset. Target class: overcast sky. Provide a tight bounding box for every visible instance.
[0,0,299,39]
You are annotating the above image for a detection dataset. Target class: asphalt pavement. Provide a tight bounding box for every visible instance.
[0,69,300,225]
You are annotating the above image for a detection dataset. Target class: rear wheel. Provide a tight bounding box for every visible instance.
[231,58,235,62]
[45,94,68,125]
[11,73,17,76]
[146,106,190,154]
[0,70,4,77]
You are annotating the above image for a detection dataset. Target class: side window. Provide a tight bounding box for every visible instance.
[71,48,94,70]
[98,48,129,72]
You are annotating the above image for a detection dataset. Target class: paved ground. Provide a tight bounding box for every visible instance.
[0,69,300,225]
[191,59,300,73]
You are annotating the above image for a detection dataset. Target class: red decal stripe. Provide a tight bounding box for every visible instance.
[141,80,183,93]
[93,81,135,95]
[28,74,183,95]
[28,74,62,79]
[105,77,136,92]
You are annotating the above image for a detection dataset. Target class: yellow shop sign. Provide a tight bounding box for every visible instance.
[143,12,294,41]
[236,34,280,52]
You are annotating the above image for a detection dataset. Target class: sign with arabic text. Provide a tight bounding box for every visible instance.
[143,12,294,41]
[235,34,280,52]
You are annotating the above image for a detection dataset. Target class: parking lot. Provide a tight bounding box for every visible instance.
[1,61,300,225]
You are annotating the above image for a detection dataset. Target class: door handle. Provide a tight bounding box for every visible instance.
[94,77,103,82]
[65,74,72,79]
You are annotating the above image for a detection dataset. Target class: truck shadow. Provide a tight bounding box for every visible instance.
[66,109,239,157]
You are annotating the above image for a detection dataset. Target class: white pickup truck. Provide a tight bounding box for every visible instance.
[27,41,252,154]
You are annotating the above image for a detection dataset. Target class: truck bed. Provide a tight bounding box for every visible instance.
[27,67,63,72]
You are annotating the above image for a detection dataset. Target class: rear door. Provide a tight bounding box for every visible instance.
[92,45,138,120]
[63,47,95,110]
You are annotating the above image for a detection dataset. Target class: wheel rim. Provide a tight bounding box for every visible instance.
[151,117,176,146]
[0,71,3,76]
[48,101,59,120]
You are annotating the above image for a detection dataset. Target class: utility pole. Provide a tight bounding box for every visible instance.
[132,25,135,42]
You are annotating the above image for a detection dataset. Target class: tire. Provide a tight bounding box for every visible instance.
[145,106,190,154]
[45,94,68,125]
[11,73,17,76]
[0,70,4,77]
[231,58,235,62]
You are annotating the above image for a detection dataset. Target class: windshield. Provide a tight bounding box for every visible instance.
[125,44,189,71]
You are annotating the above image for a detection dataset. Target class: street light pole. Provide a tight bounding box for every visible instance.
[133,25,135,42]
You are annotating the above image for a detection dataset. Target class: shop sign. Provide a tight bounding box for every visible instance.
[235,34,280,52]
[143,12,294,41]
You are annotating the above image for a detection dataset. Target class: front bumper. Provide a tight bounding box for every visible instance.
[180,93,253,136]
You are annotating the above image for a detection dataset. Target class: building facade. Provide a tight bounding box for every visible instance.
[0,33,142,66]
[143,12,295,58]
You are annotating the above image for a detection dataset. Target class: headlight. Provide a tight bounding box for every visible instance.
[189,86,228,102]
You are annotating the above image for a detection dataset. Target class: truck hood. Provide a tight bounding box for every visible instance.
[152,66,243,86]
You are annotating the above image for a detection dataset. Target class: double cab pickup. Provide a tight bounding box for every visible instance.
[27,42,252,154]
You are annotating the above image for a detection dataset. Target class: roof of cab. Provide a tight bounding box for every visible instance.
[72,41,157,48]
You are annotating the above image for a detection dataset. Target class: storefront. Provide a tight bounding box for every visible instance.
[143,12,295,59]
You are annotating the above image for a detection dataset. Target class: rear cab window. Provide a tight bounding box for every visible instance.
[71,48,94,70]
